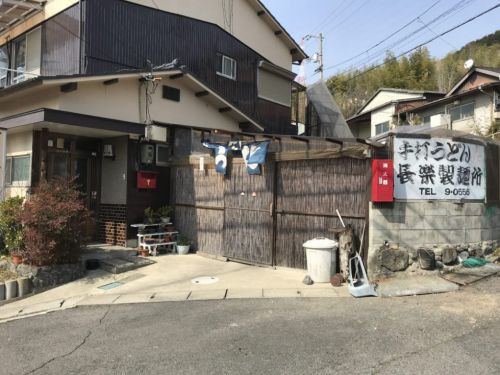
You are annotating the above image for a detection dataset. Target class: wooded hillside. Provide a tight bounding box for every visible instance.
[327,30,500,118]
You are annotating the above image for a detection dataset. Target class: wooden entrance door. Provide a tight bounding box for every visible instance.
[222,163,274,266]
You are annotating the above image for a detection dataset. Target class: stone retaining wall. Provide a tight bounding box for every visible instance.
[0,262,85,292]
[368,202,500,277]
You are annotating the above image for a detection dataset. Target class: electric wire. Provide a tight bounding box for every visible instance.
[326,0,442,70]
[328,2,500,83]
[327,0,476,74]
[342,0,478,74]
[322,0,371,36]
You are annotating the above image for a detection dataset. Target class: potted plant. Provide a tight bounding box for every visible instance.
[157,205,173,223]
[0,197,24,265]
[177,236,191,255]
[144,207,157,224]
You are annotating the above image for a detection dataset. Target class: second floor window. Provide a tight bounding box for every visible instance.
[217,54,237,80]
[450,102,474,122]
[375,121,389,135]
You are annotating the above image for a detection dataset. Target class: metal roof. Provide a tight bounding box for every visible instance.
[0,0,45,34]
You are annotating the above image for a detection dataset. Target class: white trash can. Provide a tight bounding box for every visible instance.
[303,237,338,283]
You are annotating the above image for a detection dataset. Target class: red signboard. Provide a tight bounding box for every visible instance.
[372,159,394,202]
[137,171,158,189]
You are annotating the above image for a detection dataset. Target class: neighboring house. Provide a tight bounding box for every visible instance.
[397,67,500,136]
[346,88,445,138]
[0,0,306,246]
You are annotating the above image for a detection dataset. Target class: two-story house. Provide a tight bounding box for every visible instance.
[346,88,445,138]
[397,67,500,136]
[0,0,306,246]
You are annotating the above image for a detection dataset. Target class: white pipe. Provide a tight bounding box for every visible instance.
[0,130,6,201]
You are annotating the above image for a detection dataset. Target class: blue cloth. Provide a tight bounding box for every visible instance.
[202,141,229,175]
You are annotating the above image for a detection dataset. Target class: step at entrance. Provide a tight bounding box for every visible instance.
[99,256,155,274]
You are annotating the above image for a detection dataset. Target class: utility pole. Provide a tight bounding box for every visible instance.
[305,33,324,81]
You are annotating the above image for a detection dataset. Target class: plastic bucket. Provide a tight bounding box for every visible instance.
[303,237,338,283]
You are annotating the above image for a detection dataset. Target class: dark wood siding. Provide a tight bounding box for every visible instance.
[41,3,81,76]
[126,139,171,239]
[83,0,291,134]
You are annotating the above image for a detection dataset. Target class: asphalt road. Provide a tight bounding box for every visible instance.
[1,276,499,375]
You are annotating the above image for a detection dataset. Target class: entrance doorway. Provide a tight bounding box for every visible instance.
[45,136,101,211]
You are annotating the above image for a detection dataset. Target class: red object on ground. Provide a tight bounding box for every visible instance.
[137,171,158,189]
[12,255,23,265]
[371,159,394,202]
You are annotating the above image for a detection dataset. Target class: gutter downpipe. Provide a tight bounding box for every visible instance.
[0,129,6,201]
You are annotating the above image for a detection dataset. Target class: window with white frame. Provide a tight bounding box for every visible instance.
[217,54,237,80]
[5,27,41,86]
[450,102,474,122]
[5,155,31,185]
[375,121,389,135]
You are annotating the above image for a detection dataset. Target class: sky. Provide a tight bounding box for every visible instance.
[261,0,500,84]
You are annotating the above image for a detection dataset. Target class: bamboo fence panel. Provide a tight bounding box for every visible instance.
[223,163,274,264]
[275,158,370,269]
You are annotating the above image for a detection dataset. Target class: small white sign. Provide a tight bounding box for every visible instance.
[394,137,485,200]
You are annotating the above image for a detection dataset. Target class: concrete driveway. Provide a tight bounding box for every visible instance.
[0,253,350,321]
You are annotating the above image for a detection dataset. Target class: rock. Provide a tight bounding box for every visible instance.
[330,273,343,287]
[380,249,409,272]
[408,257,414,265]
[433,247,444,257]
[417,248,435,270]
[408,248,418,261]
[302,275,313,285]
[436,261,444,269]
[409,262,419,272]
[458,251,469,261]
[442,248,457,265]
[435,255,442,262]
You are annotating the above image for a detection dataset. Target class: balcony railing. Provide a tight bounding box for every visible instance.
[0,0,45,34]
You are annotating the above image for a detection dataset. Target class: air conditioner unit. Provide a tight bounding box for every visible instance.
[430,114,450,128]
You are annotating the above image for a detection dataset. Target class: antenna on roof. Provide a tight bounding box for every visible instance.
[464,59,474,70]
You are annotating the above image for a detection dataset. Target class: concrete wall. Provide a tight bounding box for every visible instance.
[368,201,500,274]
[100,136,128,205]
[126,0,292,69]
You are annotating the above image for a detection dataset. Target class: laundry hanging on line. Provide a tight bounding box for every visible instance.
[202,140,270,175]
[201,141,229,175]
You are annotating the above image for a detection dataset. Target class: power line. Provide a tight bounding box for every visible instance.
[326,2,500,82]
[309,1,354,36]
[322,0,370,36]
[345,0,478,74]
[326,0,442,70]
[330,0,475,74]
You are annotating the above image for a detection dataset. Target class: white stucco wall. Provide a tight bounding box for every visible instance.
[0,77,242,133]
[409,92,493,135]
[371,104,395,136]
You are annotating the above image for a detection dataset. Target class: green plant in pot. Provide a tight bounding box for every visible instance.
[177,236,191,255]
[0,197,24,264]
[157,205,173,223]
[144,207,158,224]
